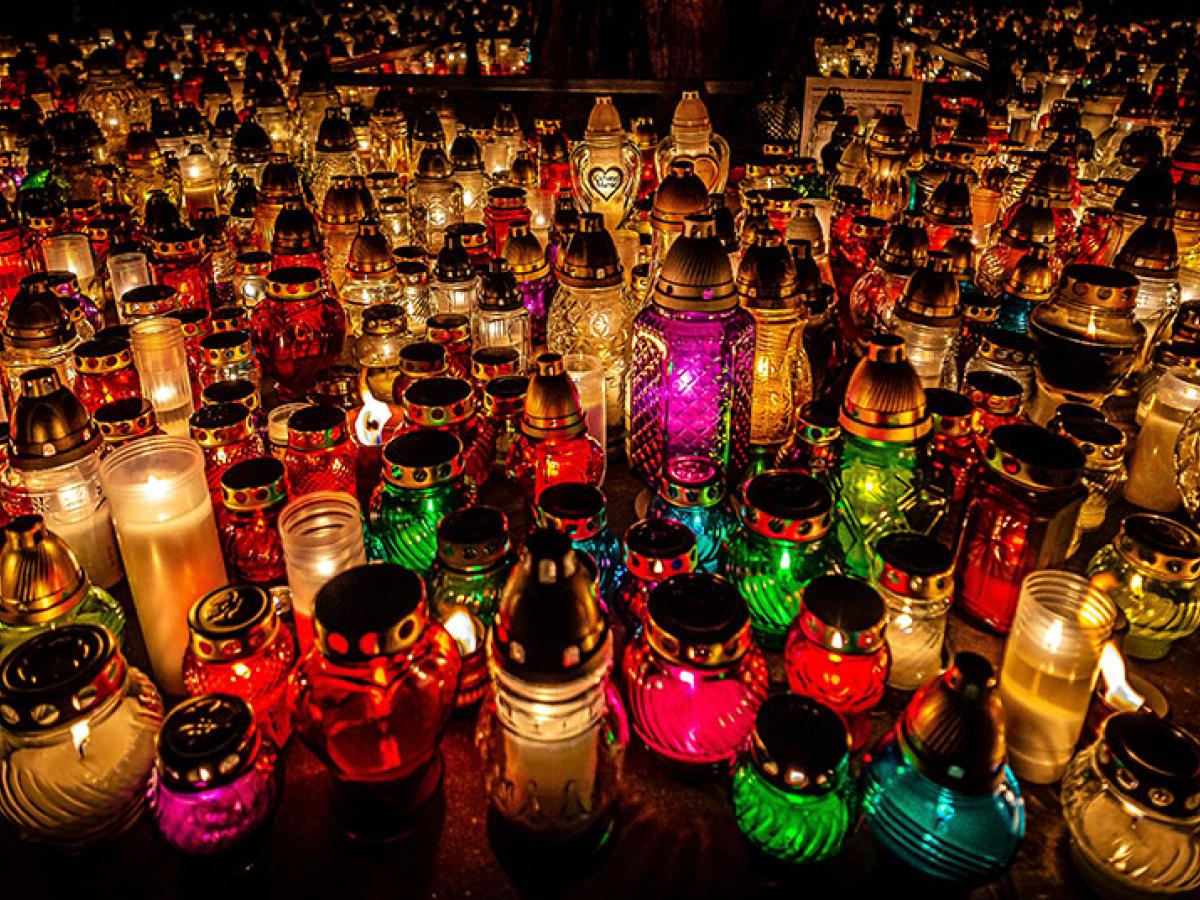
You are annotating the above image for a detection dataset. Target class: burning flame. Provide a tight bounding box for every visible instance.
[1086,314,1098,341]
[70,721,90,757]
[445,609,480,655]
[353,379,392,446]
[1098,643,1145,712]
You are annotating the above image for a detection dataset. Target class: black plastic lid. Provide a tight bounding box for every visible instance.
[1099,712,1200,820]
[925,387,973,420]
[315,564,427,661]
[537,482,606,522]
[992,423,1085,470]
[404,376,473,409]
[288,403,344,433]
[0,624,120,731]
[158,694,258,792]
[745,470,832,522]
[750,694,849,794]
[647,572,747,647]
[383,428,461,470]
[803,574,885,632]
[625,518,696,560]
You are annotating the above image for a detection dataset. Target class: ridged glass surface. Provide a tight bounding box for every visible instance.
[1086,546,1200,660]
[730,758,855,864]
[367,480,472,572]
[644,497,735,574]
[0,587,126,661]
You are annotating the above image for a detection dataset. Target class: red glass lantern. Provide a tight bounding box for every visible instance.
[253,267,346,401]
[0,214,41,314]
[283,404,358,497]
[466,374,528,486]
[427,313,471,380]
[925,388,981,549]
[151,227,213,311]
[484,186,531,258]
[166,307,213,400]
[290,564,461,840]
[218,457,288,586]
[183,583,297,746]
[72,336,141,415]
[784,574,890,750]
[189,402,264,502]
[400,376,478,445]
[964,371,1024,455]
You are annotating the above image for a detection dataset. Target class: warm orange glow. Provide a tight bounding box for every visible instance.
[1098,643,1145,712]
[353,376,392,446]
[445,609,480,654]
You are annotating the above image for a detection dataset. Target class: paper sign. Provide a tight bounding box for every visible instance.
[799,77,924,157]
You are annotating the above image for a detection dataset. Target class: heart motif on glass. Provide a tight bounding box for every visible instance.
[588,166,624,200]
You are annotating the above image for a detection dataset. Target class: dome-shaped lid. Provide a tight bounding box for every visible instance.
[646,573,751,667]
[493,529,608,680]
[320,175,373,225]
[785,202,827,257]
[1003,245,1057,301]
[671,90,712,133]
[479,259,520,311]
[10,368,100,470]
[897,255,961,323]
[585,96,625,139]
[1116,215,1180,277]
[879,213,930,274]
[0,515,89,626]
[411,107,445,146]
[434,232,474,282]
[942,229,975,277]
[839,335,931,443]
[5,277,73,349]
[314,564,428,661]
[867,103,912,156]
[1115,158,1175,218]
[259,154,302,200]
[522,353,586,439]
[557,213,621,288]
[631,116,657,151]
[925,168,973,227]
[1117,126,1164,170]
[270,201,322,255]
[653,214,736,311]
[158,694,258,793]
[1002,195,1059,247]
[651,160,710,231]
[232,116,271,162]
[737,229,799,309]
[1027,156,1076,208]
[416,143,453,180]
[749,694,849,795]
[502,223,549,281]
[347,219,395,277]
[449,129,483,172]
[896,651,1008,794]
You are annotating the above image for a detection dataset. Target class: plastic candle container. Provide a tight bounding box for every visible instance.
[863,653,1025,884]
[1126,368,1200,512]
[873,532,953,691]
[182,584,297,746]
[291,564,461,841]
[277,491,367,650]
[150,694,280,857]
[785,574,890,749]
[624,573,767,772]
[645,455,735,574]
[130,316,194,437]
[100,436,228,694]
[998,570,1117,784]
[730,694,856,864]
[0,625,162,849]
[724,469,836,649]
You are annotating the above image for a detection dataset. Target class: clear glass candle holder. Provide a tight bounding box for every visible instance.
[130,317,195,437]
[562,353,607,468]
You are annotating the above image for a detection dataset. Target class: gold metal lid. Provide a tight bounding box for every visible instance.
[1057,263,1140,311]
[501,223,549,281]
[521,353,586,439]
[557,213,622,288]
[737,228,799,309]
[653,214,736,312]
[0,515,89,626]
[651,160,709,232]
[1003,245,1057,301]
[735,469,833,542]
[188,583,282,661]
[221,457,287,512]
[839,335,931,443]
[645,573,752,669]
[382,429,464,488]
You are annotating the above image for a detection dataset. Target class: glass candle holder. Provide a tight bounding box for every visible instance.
[474,260,531,372]
[955,424,1085,633]
[183,584,297,747]
[570,97,640,232]
[645,456,734,575]
[0,625,162,850]
[964,370,1025,454]
[1050,414,1126,549]
[1126,368,1200,513]
[614,518,698,627]
[283,404,358,498]
[429,505,514,630]
[1086,514,1200,661]
[199,329,261,390]
[1062,712,1200,899]
[100,436,228,694]
[725,470,836,650]
[923,388,980,549]
[730,694,855,864]
[624,573,767,772]
[873,532,953,691]
[190,402,264,504]
[562,353,607,463]
[2,277,80,411]
[291,564,461,841]
[253,266,346,401]
[863,652,1025,884]
[998,570,1117,784]
[218,457,288,586]
[278,491,367,650]
[534,482,625,605]
[106,250,152,303]
[476,530,627,853]
[785,574,889,750]
[151,227,213,311]
[0,514,125,661]
[367,430,474,573]
[130,317,194,437]
[73,336,141,415]
[119,284,180,325]
[150,694,280,858]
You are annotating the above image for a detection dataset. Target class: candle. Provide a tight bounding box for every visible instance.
[100,437,228,694]
[106,251,153,303]
[130,318,195,437]
[561,353,606,468]
[997,570,1117,783]
[277,491,367,649]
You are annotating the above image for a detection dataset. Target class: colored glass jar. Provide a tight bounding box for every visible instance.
[131,315,196,437]
[1051,412,1126,544]
[964,370,1025,453]
[548,213,636,445]
[503,223,556,349]
[955,424,1085,633]
[367,430,474,573]
[872,532,953,691]
[253,266,346,401]
[731,694,855,864]
[474,260,531,371]
[470,347,522,396]
[785,574,889,749]
[725,470,836,649]
[218,457,288,586]
[471,375,529,482]
[963,328,1036,399]
[183,583,297,746]
[199,328,261,389]
[190,402,264,503]
[94,397,161,452]
[1,277,79,412]
[0,514,124,660]
[0,624,162,849]
[150,694,280,858]
[863,652,1025,884]
[151,227,213,311]
[614,518,697,628]
[283,404,358,498]
[233,251,271,310]
[1126,369,1200,513]
[627,215,754,486]
[392,341,448,403]
[410,143,464,252]
[776,401,843,481]
[291,564,461,841]
[476,529,627,853]
[429,504,514,631]
[924,388,981,548]
[846,219,925,350]
[1087,514,1200,661]
[570,96,640,232]
[508,353,605,503]
[535,482,624,605]
[427,312,472,380]
[1062,712,1200,899]
[624,572,766,771]
[485,186,531,257]
[645,456,734,575]
[430,232,478,319]
[72,336,140,415]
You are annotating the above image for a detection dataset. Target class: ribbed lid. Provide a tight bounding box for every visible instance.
[10,368,100,470]
[0,515,89,626]
[651,160,709,230]
[557,213,621,288]
[653,214,735,311]
[737,228,799,309]
[839,335,931,443]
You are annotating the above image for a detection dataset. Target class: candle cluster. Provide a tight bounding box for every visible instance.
[0,6,1199,895]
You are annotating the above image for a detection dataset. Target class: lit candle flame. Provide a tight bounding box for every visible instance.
[445,609,479,654]
[70,720,90,757]
[353,379,392,447]
[1098,643,1145,711]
